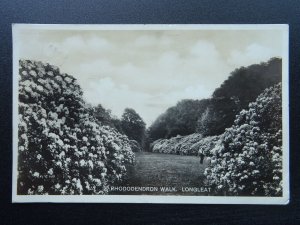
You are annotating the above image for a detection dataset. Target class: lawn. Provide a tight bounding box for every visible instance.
[109,152,210,196]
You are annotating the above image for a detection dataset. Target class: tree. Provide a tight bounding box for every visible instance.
[93,104,113,125]
[121,108,146,145]
[92,104,124,134]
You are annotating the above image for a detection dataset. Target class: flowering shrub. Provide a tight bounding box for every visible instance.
[151,134,200,155]
[204,83,282,196]
[129,140,142,152]
[18,60,134,195]
[150,134,220,156]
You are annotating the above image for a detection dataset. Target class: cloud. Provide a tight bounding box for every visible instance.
[17,28,284,126]
[82,77,156,125]
[59,35,114,56]
[190,40,219,59]
[228,43,281,67]
[135,34,172,48]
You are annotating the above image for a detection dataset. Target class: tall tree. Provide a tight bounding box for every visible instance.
[92,104,124,134]
[121,108,146,145]
[93,104,113,126]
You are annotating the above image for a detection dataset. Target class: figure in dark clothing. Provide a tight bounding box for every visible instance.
[198,149,204,164]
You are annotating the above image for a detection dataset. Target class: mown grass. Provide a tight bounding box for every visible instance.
[109,152,210,196]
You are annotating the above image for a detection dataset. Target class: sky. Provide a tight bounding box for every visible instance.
[15,26,285,126]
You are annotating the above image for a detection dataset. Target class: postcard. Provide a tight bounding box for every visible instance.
[12,24,289,204]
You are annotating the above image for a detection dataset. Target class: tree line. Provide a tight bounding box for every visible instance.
[147,57,282,141]
[90,104,146,151]
[91,57,282,151]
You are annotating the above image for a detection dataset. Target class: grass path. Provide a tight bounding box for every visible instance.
[110,152,210,195]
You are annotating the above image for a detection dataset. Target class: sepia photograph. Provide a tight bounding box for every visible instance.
[12,24,289,204]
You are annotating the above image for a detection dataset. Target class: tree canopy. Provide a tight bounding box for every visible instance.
[91,104,124,134]
[121,108,146,145]
[199,57,282,136]
[148,99,210,141]
[212,57,282,108]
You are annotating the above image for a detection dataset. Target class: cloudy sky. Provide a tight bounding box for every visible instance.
[15,25,285,126]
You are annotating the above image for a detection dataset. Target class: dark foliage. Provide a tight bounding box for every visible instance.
[196,97,241,136]
[91,104,124,134]
[213,57,282,108]
[121,108,146,146]
[148,99,210,140]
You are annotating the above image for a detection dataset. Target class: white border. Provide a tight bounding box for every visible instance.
[12,24,289,204]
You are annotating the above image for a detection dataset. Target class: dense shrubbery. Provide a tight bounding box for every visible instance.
[151,134,220,156]
[129,140,142,152]
[204,83,282,196]
[18,60,134,195]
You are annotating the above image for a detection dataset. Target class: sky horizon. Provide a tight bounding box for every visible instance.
[15,26,285,126]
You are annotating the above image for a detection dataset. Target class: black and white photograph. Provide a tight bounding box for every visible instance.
[12,24,289,204]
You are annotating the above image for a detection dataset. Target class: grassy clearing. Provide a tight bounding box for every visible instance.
[109,152,210,196]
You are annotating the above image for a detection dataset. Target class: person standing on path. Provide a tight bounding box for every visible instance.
[198,149,204,164]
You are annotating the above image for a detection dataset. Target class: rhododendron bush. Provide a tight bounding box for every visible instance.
[18,60,134,195]
[204,83,282,196]
[151,134,220,156]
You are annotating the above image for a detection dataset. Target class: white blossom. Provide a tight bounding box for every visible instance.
[48,168,53,175]
[37,185,44,192]
[33,172,40,177]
